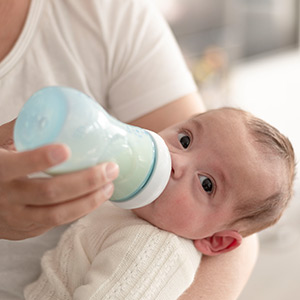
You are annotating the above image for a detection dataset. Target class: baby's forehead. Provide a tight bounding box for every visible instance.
[191,107,246,124]
[194,108,246,121]
[194,109,285,171]
[190,108,248,135]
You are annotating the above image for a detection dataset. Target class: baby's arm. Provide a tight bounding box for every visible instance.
[24,212,201,300]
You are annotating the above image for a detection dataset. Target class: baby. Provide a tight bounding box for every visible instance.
[25,107,295,300]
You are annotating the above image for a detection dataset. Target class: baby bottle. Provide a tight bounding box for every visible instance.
[14,86,171,209]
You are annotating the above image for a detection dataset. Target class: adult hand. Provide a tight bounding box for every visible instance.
[0,120,119,240]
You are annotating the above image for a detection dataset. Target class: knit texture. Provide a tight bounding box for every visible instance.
[24,203,201,299]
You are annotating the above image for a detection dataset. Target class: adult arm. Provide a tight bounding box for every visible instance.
[179,234,259,300]
[129,92,205,132]
[0,120,119,240]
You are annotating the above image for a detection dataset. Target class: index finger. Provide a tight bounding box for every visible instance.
[0,144,70,181]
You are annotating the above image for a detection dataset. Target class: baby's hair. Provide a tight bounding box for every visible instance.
[220,107,296,237]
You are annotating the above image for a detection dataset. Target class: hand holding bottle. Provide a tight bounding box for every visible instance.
[14,86,171,209]
[0,119,119,240]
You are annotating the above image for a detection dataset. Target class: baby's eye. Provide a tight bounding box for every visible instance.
[178,133,191,149]
[199,175,214,194]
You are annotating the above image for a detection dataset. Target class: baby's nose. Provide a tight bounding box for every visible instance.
[170,153,186,180]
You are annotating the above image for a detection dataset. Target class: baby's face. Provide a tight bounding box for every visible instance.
[133,109,283,240]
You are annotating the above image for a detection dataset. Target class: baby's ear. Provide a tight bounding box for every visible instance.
[193,231,242,256]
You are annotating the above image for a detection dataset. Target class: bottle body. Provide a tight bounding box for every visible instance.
[14,86,171,208]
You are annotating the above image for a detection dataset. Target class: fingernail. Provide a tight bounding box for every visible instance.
[105,162,119,180]
[48,146,69,164]
[103,183,114,198]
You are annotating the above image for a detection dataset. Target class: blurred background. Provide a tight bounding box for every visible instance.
[154,1,300,299]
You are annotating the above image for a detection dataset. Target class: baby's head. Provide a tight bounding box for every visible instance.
[133,108,295,256]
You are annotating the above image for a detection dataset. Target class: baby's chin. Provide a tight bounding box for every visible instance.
[131,180,168,213]
[131,205,152,224]
[131,195,160,223]
[132,189,171,225]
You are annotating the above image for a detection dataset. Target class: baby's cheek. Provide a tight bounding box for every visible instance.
[172,190,192,207]
[171,194,196,223]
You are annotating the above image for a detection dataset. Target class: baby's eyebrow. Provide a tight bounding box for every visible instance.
[189,112,203,120]
[188,118,203,133]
